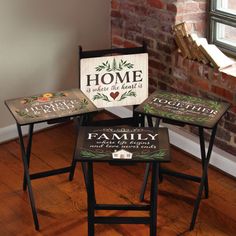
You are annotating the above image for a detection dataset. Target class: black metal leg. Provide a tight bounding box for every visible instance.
[83,113,93,126]
[69,117,81,181]
[87,162,95,236]
[190,125,217,230]
[23,124,34,190]
[199,127,209,198]
[154,118,161,128]
[133,111,140,127]
[17,124,39,231]
[83,160,160,235]
[69,159,77,181]
[158,167,163,183]
[81,162,89,190]
[139,163,151,201]
[154,118,163,183]
[147,115,154,127]
[140,117,161,202]
[139,116,153,202]
[140,114,145,127]
[150,162,159,236]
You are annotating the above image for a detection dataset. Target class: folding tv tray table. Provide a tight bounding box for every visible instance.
[74,126,171,236]
[134,90,230,230]
[5,88,98,230]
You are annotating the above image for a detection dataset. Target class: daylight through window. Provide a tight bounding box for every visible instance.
[209,0,236,57]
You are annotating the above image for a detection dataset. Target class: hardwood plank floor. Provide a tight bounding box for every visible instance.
[0,121,235,235]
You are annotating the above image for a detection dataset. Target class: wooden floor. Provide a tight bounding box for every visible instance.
[0,121,236,236]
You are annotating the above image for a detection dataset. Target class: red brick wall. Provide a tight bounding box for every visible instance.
[111,0,236,156]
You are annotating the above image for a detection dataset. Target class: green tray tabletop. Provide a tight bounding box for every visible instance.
[75,126,171,162]
[135,90,230,129]
[5,88,98,125]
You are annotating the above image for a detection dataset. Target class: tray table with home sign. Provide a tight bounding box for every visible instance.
[74,126,171,236]
[5,88,98,230]
[134,89,230,230]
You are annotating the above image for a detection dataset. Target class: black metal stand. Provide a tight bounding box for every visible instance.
[17,124,39,230]
[189,125,217,230]
[139,120,218,230]
[139,117,160,201]
[84,161,159,236]
[16,119,79,230]
[69,114,91,181]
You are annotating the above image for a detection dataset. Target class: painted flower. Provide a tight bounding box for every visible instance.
[43,93,53,98]
[37,97,50,102]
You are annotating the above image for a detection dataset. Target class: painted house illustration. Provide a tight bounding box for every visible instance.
[112,149,133,159]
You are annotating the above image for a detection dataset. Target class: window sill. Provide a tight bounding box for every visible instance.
[220,63,236,78]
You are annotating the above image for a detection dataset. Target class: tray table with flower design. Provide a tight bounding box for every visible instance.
[5,88,97,125]
[5,88,98,230]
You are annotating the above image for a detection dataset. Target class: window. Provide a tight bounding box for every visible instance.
[209,0,236,57]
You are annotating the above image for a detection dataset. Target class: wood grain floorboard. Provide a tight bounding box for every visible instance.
[0,121,235,236]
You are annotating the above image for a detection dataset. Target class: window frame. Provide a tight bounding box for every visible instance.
[208,0,236,57]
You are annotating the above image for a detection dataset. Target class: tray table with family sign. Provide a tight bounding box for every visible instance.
[74,126,171,236]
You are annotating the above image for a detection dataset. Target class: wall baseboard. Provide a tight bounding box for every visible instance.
[1,107,235,177]
[165,124,236,177]
[0,123,53,143]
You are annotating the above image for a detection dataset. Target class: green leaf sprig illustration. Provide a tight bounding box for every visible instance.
[157,91,222,111]
[73,98,89,112]
[93,93,111,102]
[118,90,136,101]
[21,96,38,104]
[95,61,111,72]
[79,99,89,109]
[117,59,134,70]
[136,150,166,160]
[16,110,39,119]
[143,104,156,114]
[208,100,222,110]
[142,103,210,124]
[80,150,108,159]
[147,108,209,123]
[95,59,134,72]
[80,150,166,160]
[157,92,204,103]
[158,110,209,123]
